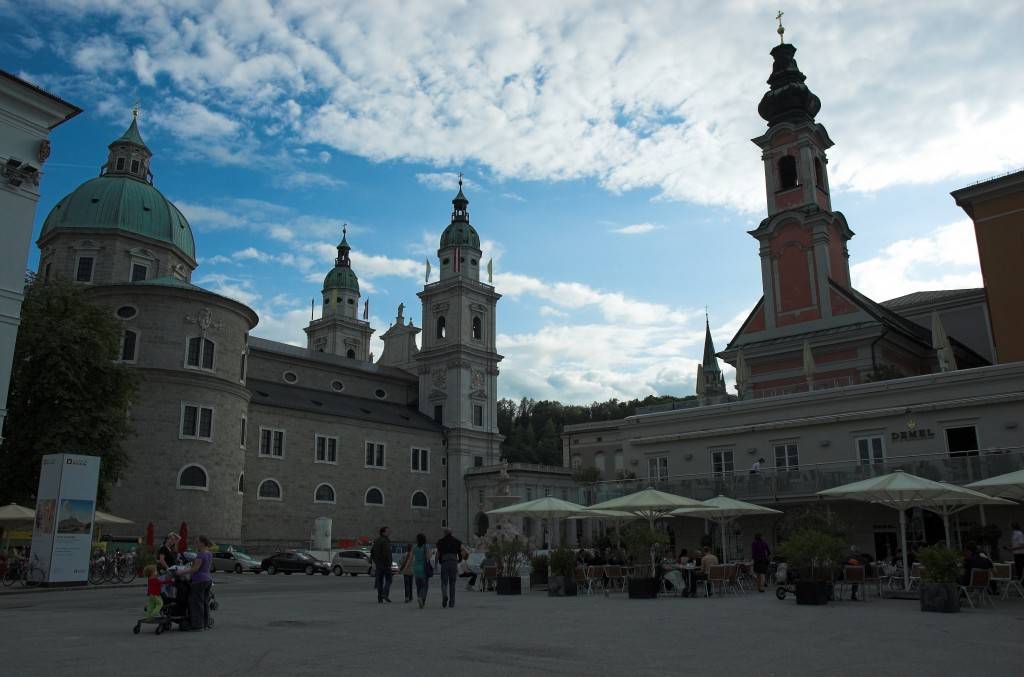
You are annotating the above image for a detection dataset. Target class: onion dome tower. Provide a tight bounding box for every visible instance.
[304,225,374,360]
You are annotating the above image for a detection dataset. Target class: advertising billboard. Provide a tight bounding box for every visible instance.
[30,454,101,584]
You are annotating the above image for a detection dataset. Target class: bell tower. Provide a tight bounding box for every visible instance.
[416,180,503,537]
[304,226,374,360]
[748,35,854,331]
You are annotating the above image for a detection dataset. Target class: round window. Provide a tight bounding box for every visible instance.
[347,299,355,305]
[115,306,137,320]
[442,258,450,265]
[374,388,387,399]
[331,380,344,392]
[283,371,298,383]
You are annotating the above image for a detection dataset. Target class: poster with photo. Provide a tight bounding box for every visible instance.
[30,454,100,584]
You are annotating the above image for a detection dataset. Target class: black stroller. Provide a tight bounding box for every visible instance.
[133,577,217,635]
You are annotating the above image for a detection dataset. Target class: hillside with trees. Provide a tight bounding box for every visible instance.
[497,394,696,465]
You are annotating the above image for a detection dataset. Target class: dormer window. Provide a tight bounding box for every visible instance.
[131,159,140,174]
[115,157,126,171]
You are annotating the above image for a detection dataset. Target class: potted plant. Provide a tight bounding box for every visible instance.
[623,524,668,599]
[529,553,549,589]
[491,534,527,595]
[547,547,577,597]
[777,528,844,605]
[917,545,961,613]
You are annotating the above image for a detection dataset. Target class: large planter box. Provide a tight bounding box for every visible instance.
[530,571,549,589]
[547,575,577,597]
[795,580,831,605]
[496,576,522,595]
[627,577,659,599]
[920,582,960,613]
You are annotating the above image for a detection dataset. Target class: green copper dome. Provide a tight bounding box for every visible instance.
[40,175,195,260]
[323,265,359,293]
[40,174,195,259]
[439,222,480,249]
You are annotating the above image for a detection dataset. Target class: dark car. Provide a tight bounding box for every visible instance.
[211,550,262,574]
[260,551,331,576]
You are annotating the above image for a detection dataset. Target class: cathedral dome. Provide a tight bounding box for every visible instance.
[323,265,359,293]
[439,221,480,249]
[40,175,196,260]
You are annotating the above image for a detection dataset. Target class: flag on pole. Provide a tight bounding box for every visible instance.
[363,298,369,320]
[453,247,461,273]
[486,258,493,284]
[425,257,431,283]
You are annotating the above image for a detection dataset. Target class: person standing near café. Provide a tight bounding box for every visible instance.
[372,526,393,604]
[1008,522,1024,581]
[177,535,214,630]
[157,532,180,572]
[751,533,771,593]
[399,543,415,603]
[436,528,462,608]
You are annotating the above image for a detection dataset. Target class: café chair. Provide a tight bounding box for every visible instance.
[991,562,1024,600]
[959,569,994,608]
[835,565,866,601]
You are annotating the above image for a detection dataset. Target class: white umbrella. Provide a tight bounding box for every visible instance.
[488,497,593,547]
[585,488,707,574]
[672,495,782,563]
[920,483,1015,545]
[0,503,35,524]
[931,312,957,372]
[818,470,993,589]
[965,469,1024,501]
[94,510,134,526]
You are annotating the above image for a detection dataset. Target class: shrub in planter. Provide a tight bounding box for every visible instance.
[529,554,549,588]
[917,545,961,613]
[622,524,668,599]
[777,528,844,605]
[547,547,577,597]
[490,534,527,596]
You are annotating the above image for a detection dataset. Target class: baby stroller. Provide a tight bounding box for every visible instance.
[133,576,217,634]
[774,562,797,600]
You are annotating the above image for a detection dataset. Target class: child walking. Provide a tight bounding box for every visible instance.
[144,565,166,620]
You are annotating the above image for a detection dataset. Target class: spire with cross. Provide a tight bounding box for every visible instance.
[776,10,785,44]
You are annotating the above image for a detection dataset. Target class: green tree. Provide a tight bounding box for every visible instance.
[0,278,139,507]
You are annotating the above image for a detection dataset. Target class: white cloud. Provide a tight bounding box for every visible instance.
[612,223,664,235]
[148,99,241,140]
[851,220,983,302]
[232,247,272,262]
[273,170,345,189]
[501,192,525,202]
[415,172,481,191]
[196,274,261,307]
[538,305,567,318]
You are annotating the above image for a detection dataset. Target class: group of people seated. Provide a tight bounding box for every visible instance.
[659,546,721,597]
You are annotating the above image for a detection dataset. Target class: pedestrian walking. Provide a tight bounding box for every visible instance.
[399,544,415,603]
[751,533,771,592]
[436,527,462,608]
[371,526,393,604]
[412,533,432,608]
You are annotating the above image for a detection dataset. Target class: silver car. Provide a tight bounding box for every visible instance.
[332,549,373,576]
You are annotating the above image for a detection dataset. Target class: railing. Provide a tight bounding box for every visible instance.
[466,462,574,476]
[753,375,855,400]
[588,447,1024,505]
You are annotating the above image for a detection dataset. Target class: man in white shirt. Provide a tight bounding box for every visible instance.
[1010,522,1024,581]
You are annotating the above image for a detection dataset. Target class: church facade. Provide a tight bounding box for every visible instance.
[35,116,502,549]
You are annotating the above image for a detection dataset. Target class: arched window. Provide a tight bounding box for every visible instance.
[814,157,825,189]
[778,155,798,190]
[346,349,355,359]
[365,487,384,506]
[436,315,446,339]
[237,473,244,494]
[120,329,138,362]
[411,491,428,508]
[177,464,208,490]
[472,316,482,340]
[258,479,282,501]
[314,483,336,504]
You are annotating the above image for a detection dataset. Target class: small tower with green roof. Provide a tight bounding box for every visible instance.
[304,225,374,360]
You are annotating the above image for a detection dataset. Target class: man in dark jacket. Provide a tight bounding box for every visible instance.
[436,528,462,608]
[371,526,393,603]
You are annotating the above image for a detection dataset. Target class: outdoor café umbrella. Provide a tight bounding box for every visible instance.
[920,483,1015,545]
[965,468,1024,501]
[672,495,782,563]
[818,470,993,589]
[0,503,36,551]
[566,509,636,550]
[585,488,707,574]
[488,497,595,547]
[93,510,134,540]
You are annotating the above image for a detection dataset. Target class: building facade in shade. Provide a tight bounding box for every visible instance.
[0,70,80,438]
[562,40,1024,560]
[952,169,1024,364]
[34,119,502,550]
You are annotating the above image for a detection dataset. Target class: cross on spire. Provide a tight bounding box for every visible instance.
[776,10,785,44]
[132,100,141,119]
[457,171,464,189]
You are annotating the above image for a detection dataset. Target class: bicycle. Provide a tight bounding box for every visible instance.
[89,553,111,585]
[2,557,45,587]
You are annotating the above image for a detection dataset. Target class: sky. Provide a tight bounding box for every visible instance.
[5,1,1021,404]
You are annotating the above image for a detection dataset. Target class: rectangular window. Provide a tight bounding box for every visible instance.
[365,441,385,468]
[478,489,484,506]
[526,487,534,501]
[473,455,483,467]
[855,435,885,465]
[561,488,569,501]
[44,262,52,280]
[710,447,734,475]
[411,447,429,473]
[647,456,668,481]
[75,256,94,283]
[946,426,979,458]
[186,337,216,370]
[259,428,285,458]
[316,435,338,464]
[130,159,140,173]
[130,263,148,282]
[239,351,247,383]
[115,157,125,171]
[180,404,213,441]
[120,330,137,362]
[774,442,800,470]
[544,487,552,497]
[240,417,246,448]
[614,452,624,471]
[473,405,483,427]
[433,405,443,424]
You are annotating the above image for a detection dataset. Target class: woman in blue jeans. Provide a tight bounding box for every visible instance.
[412,533,431,608]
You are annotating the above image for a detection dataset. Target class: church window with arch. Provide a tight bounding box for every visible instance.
[314,483,336,504]
[258,479,282,501]
[814,156,825,190]
[436,315,446,339]
[177,464,208,490]
[119,329,138,363]
[411,491,428,509]
[185,336,216,370]
[778,155,798,191]
[365,487,384,506]
[472,316,482,340]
